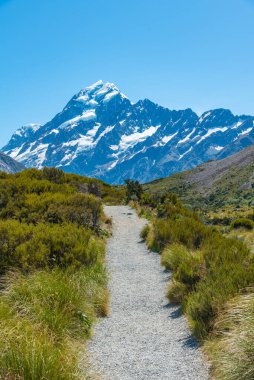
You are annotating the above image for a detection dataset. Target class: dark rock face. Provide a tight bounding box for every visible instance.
[0,151,25,173]
[3,80,254,183]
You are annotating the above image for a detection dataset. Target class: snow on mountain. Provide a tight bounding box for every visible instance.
[2,81,254,183]
[0,151,25,173]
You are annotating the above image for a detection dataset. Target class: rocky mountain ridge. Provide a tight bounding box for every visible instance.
[3,80,254,183]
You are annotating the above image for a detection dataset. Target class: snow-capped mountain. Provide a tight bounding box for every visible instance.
[0,151,25,173]
[3,80,254,183]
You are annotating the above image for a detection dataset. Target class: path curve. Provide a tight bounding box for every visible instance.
[88,205,209,380]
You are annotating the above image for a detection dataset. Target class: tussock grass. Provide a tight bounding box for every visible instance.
[3,266,108,339]
[0,266,108,379]
[166,280,187,304]
[141,193,254,340]
[140,224,150,240]
[227,228,254,253]
[139,168,254,376]
[206,291,254,380]
[161,244,190,271]
[0,303,80,380]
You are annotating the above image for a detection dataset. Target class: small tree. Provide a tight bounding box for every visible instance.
[125,179,143,202]
[42,167,65,184]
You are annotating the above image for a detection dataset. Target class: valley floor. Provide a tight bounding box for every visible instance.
[87,206,209,380]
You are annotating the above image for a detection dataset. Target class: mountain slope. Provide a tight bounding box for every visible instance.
[144,144,254,211]
[3,80,254,184]
[0,151,25,173]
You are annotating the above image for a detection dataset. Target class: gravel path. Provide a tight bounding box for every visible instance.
[87,205,209,380]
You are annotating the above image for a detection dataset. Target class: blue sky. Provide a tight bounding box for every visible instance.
[0,0,254,146]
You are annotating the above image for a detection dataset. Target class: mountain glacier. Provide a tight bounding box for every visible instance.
[3,80,254,183]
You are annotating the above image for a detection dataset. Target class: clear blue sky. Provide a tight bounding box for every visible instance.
[1,0,254,146]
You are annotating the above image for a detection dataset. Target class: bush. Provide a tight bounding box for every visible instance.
[161,244,190,271]
[1,191,103,229]
[125,179,143,202]
[0,220,105,273]
[166,280,188,304]
[0,169,124,218]
[140,224,150,240]
[148,217,215,251]
[162,244,204,305]
[230,217,254,230]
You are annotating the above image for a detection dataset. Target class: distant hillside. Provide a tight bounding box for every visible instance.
[0,151,25,173]
[144,144,254,212]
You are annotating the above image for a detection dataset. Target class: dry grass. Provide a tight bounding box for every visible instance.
[205,291,254,380]
[227,229,254,253]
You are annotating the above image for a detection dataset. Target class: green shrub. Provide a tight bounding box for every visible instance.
[161,244,190,271]
[230,217,254,230]
[140,224,150,240]
[166,280,188,304]
[125,179,143,201]
[0,169,124,219]
[0,220,105,273]
[148,217,215,251]
[2,191,102,228]
[162,244,204,305]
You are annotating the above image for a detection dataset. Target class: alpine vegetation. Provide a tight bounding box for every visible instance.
[136,190,254,378]
[3,80,254,184]
[0,167,122,379]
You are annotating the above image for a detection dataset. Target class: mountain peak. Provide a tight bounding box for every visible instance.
[74,81,128,106]
[87,79,104,88]
[3,83,254,184]
[198,108,235,125]
[14,124,41,138]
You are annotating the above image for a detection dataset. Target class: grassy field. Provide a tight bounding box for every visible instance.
[0,167,123,379]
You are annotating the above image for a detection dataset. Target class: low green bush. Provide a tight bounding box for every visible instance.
[0,168,124,220]
[161,244,190,271]
[163,235,254,339]
[230,217,254,230]
[0,220,105,273]
[1,191,102,229]
[149,217,215,251]
[166,280,188,304]
[140,224,150,240]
